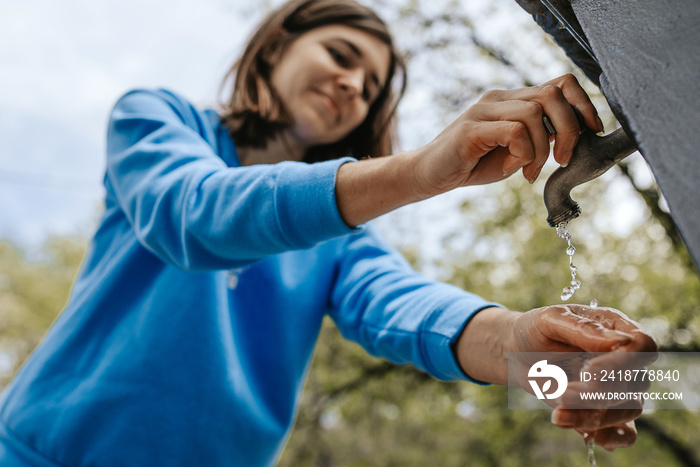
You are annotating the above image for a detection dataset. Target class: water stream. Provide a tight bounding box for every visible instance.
[585,299,599,467]
[585,434,597,467]
[555,222,581,301]
[557,223,601,466]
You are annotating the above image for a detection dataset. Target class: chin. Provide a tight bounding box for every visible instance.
[289,122,315,142]
[290,119,346,147]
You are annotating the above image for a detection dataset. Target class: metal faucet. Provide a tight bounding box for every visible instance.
[543,125,638,227]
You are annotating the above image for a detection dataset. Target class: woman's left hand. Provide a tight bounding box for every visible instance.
[511,304,658,450]
[455,304,657,451]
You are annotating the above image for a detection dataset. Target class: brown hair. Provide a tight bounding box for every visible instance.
[219,0,406,162]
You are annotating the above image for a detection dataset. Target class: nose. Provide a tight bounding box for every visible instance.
[336,68,364,100]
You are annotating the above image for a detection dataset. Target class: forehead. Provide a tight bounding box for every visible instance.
[297,24,392,85]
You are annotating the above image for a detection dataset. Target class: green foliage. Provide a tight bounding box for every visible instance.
[0,237,86,387]
[278,171,700,466]
[1,187,698,466]
[2,2,699,465]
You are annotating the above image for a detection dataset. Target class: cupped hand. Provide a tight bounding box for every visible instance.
[510,304,657,451]
[410,74,603,197]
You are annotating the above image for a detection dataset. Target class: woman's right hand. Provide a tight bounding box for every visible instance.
[336,74,603,227]
[409,73,604,197]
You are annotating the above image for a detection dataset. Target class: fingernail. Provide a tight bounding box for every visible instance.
[503,168,518,177]
[533,165,543,182]
[596,116,604,132]
[562,149,573,167]
[528,168,541,184]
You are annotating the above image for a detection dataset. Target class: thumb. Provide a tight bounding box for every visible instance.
[539,306,633,352]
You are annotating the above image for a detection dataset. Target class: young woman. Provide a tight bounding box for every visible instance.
[0,0,655,465]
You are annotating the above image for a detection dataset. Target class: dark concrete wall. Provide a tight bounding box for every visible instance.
[571,0,700,268]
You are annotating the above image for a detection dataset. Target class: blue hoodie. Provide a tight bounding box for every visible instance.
[0,89,496,466]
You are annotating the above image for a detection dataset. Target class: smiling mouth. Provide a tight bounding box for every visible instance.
[315,91,340,123]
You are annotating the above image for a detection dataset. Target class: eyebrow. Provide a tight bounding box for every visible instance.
[338,38,383,92]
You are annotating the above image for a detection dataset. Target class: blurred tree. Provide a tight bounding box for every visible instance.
[1,1,698,466]
[276,0,700,465]
[0,237,85,387]
[277,173,700,467]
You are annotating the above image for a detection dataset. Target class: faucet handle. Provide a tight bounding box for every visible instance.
[542,105,591,138]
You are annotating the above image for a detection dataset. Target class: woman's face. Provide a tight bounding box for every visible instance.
[270,25,391,147]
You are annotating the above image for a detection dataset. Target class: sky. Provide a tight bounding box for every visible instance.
[1,0,260,245]
[0,0,649,268]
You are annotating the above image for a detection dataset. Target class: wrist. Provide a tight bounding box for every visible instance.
[455,307,521,385]
[402,146,446,201]
[335,151,426,227]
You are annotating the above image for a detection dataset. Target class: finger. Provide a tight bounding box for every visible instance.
[550,73,604,133]
[582,422,637,451]
[470,101,550,183]
[561,382,646,409]
[537,86,580,167]
[552,406,641,431]
[485,74,603,136]
[566,372,652,402]
[565,305,659,353]
[497,84,580,167]
[537,305,634,352]
[464,146,512,186]
[576,352,657,390]
[618,330,658,353]
[465,120,536,175]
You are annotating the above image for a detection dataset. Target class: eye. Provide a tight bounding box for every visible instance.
[327,46,349,66]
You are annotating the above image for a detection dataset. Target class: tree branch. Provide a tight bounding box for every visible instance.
[616,162,695,271]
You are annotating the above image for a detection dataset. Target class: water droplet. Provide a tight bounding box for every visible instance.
[570,279,581,289]
[556,222,570,240]
[569,264,578,272]
[589,298,598,309]
[567,245,576,256]
[561,286,575,301]
[617,428,625,436]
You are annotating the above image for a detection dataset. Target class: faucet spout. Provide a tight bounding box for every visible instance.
[543,127,637,226]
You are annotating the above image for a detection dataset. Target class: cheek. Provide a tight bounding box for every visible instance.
[269,71,290,108]
[270,59,307,108]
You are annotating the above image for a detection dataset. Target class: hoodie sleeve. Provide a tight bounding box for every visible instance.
[328,226,502,383]
[105,89,359,271]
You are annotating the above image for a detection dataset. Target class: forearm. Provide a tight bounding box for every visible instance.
[335,149,429,227]
[454,307,521,385]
